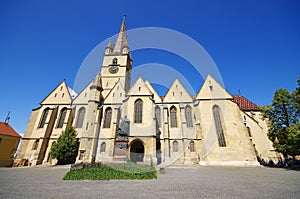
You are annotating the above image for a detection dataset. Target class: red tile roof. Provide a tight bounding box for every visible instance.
[233,95,260,111]
[0,122,22,138]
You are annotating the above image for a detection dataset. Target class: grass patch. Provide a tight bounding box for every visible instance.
[63,162,157,180]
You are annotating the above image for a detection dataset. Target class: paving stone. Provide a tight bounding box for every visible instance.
[0,165,299,199]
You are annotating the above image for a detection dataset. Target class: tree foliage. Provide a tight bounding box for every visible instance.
[293,76,300,109]
[50,126,78,165]
[262,77,300,157]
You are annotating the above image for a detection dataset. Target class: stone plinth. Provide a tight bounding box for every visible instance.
[113,137,129,163]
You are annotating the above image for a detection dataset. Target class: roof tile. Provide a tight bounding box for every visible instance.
[0,122,22,138]
[233,95,260,111]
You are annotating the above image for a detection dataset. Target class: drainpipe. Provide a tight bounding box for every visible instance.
[167,107,171,158]
[179,104,185,164]
[91,104,103,163]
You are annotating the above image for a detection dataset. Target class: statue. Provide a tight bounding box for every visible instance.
[117,116,130,137]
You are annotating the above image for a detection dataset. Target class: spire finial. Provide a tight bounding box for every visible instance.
[123,14,126,22]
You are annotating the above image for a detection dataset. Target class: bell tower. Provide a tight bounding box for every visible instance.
[100,16,132,98]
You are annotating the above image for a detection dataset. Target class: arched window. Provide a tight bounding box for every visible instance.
[112,58,118,65]
[173,141,178,152]
[190,141,195,152]
[213,105,226,147]
[134,99,143,123]
[170,106,177,128]
[185,105,193,128]
[103,107,112,128]
[100,142,106,152]
[76,107,85,128]
[155,106,161,128]
[57,108,67,128]
[38,108,49,128]
[32,139,39,150]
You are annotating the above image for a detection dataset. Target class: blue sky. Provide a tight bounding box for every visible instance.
[0,0,299,135]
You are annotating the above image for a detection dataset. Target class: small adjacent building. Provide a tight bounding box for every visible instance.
[0,122,22,167]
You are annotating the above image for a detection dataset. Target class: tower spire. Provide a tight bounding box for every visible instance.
[112,15,129,54]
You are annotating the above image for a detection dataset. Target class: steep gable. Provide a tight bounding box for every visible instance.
[72,81,93,105]
[196,74,232,100]
[163,79,193,103]
[127,77,153,96]
[40,80,73,105]
[145,80,161,103]
[105,80,126,104]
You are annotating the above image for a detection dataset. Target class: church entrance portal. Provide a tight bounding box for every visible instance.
[130,140,144,163]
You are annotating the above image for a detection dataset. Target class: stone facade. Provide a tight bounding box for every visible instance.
[16,19,281,166]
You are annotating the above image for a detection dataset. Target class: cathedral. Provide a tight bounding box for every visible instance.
[16,19,281,167]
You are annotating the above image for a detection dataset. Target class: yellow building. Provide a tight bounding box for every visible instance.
[0,122,21,167]
[16,19,281,167]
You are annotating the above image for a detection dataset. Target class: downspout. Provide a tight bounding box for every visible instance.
[91,104,103,163]
[167,107,171,158]
[179,105,186,164]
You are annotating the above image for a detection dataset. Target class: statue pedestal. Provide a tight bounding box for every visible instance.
[113,137,129,163]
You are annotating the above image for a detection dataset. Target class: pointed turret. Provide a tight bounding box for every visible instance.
[105,36,113,55]
[89,72,103,103]
[90,71,103,91]
[112,15,129,54]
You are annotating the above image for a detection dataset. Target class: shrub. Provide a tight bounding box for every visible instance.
[50,126,78,165]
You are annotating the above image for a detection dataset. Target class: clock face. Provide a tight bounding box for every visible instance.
[109,65,119,74]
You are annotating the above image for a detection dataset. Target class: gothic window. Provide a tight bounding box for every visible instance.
[212,105,226,147]
[32,139,39,150]
[185,105,193,128]
[173,141,178,152]
[57,108,67,128]
[155,106,161,128]
[113,58,118,65]
[100,142,106,152]
[134,99,143,123]
[190,141,195,152]
[103,107,112,128]
[76,107,85,128]
[38,108,49,128]
[170,106,177,128]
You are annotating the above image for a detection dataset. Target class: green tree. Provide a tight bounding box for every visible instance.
[262,85,300,158]
[50,126,79,165]
[292,76,300,109]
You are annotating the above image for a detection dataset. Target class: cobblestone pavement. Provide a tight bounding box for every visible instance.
[0,165,299,199]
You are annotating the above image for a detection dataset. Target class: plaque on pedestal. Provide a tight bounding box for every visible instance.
[113,117,130,163]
